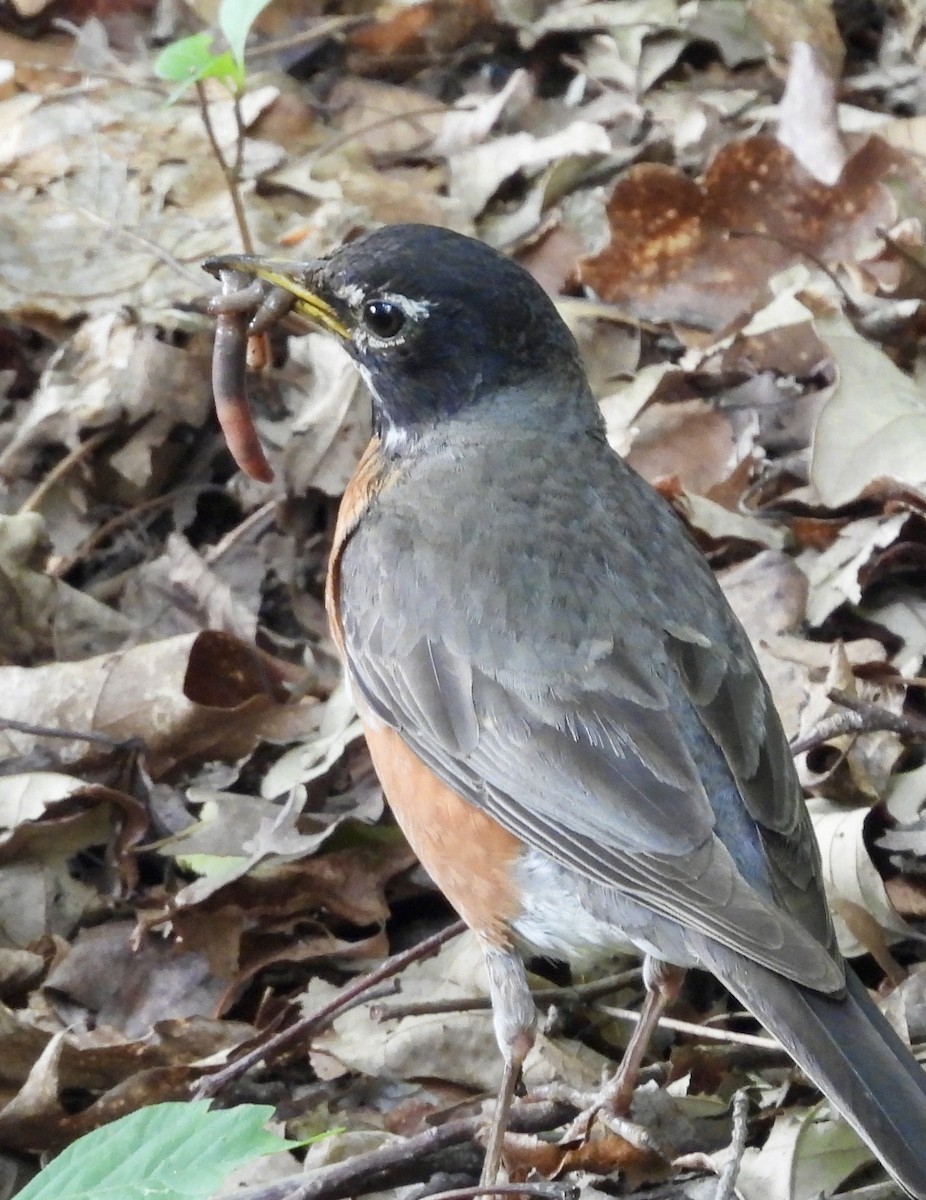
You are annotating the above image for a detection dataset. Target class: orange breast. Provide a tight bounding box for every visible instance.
[362,719,522,945]
[325,436,390,660]
[327,438,524,947]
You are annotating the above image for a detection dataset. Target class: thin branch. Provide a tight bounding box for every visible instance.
[18,428,111,515]
[0,717,141,751]
[597,1005,781,1051]
[715,1088,750,1200]
[205,499,278,565]
[316,105,452,159]
[214,1100,574,1200]
[370,967,642,1022]
[194,920,465,1099]
[791,687,926,755]
[245,14,369,60]
[828,688,926,738]
[70,202,205,285]
[195,80,253,254]
[427,1186,577,1200]
[48,484,222,578]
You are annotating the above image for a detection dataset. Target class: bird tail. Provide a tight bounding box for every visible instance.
[700,944,926,1199]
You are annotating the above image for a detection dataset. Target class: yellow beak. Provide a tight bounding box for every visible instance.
[204,255,351,340]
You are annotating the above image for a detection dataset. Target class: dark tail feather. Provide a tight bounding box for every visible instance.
[700,944,926,1199]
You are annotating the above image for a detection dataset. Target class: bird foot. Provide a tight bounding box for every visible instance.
[533,1080,671,1160]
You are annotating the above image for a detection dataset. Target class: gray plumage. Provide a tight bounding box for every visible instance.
[221,224,926,1197]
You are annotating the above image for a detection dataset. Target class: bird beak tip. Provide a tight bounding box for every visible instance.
[204,255,351,341]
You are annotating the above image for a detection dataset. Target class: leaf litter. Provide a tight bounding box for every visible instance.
[3,1,926,1197]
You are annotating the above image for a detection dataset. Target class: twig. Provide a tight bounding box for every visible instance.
[213,1100,574,1200]
[371,967,642,1022]
[597,1005,781,1051]
[70,203,205,285]
[206,499,278,564]
[0,717,141,751]
[316,105,453,159]
[245,14,369,60]
[427,1186,577,1200]
[727,228,859,312]
[194,920,465,1099]
[231,92,249,202]
[791,687,926,754]
[17,428,111,515]
[48,484,223,578]
[828,688,926,738]
[715,1088,749,1200]
[195,80,254,254]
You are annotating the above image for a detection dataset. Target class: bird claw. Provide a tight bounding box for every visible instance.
[531,1080,672,1160]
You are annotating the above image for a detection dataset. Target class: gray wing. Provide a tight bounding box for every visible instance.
[342,440,842,992]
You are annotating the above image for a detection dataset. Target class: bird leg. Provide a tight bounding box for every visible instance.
[481,944,537,1191]
[599,956,685,1117]
[560,955,685,1147]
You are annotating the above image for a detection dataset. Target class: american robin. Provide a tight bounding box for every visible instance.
[204,225,926,1197]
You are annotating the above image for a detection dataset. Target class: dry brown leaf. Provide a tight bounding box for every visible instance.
[579,136,899,329]
[626,399,736,495]
[121,533,260,644]
[447,121,611,220]
[0,999,251,1150]
[325,78,447,159]
[734,1108,873,1200]
[42,922,224,1036]
[173,839,413,929]
[347,0,492,60]
[307,932,505,1092]
[0,630,318,777]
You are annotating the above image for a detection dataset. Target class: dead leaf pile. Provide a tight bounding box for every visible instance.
[2,1,926,1197]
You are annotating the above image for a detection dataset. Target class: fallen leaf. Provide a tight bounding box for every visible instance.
[580,137,898,329]
[811,312,926,506]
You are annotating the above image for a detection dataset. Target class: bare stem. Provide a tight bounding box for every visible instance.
[196,80,254,253]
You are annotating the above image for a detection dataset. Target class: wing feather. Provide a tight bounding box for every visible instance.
[340,434,842,992]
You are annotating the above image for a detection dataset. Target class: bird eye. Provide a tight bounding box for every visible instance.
[362,299,406,339]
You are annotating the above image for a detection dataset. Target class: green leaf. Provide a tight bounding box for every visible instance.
[16,1101,295,1200]
[219,0,275,67]
[198,50,245,88]
[154,32,217,82]
[154,34,244,94]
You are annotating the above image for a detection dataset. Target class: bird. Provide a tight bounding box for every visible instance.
[203,224,926,1196]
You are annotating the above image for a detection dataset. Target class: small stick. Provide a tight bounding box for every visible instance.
[18,427,111,514]
[597,1005,780,1050]
[371,967,642,1022]
[428,1186,577,1200]
[213,1099,574,1200]
[714,1088,750,1200]
[195,80,254,254]
[194,920,465,1099]
[791,687,926,755]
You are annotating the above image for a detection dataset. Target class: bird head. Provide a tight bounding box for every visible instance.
[206,224,595,451]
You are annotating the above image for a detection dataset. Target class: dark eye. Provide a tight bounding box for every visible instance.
[362,299,406,339]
